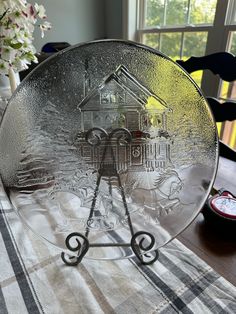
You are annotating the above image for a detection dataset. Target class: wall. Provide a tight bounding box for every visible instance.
[33,0,106,51]
[105,0,123,39]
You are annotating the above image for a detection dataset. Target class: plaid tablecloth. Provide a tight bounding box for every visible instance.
[0,186,236,314]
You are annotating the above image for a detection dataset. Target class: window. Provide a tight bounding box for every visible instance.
[123,0,236,149]
[139,0,217,63]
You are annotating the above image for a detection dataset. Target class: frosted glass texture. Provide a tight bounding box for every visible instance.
[0,40,218,260]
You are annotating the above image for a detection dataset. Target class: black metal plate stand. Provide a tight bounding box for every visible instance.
[61,128,159,266]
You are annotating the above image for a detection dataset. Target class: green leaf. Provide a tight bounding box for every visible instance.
[10,42,22,49]
[26,53,36,61]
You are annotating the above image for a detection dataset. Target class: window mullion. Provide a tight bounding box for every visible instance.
[158,33,161,51]
[139,25,212,33]
[186,0,191,25]
[139,0,146,30]
[163,0,168,26]
[201,0,230,97]
[180,32,185,59]
[205,0,230,54]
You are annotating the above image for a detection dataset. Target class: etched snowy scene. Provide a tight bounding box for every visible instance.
[9,64,213,247]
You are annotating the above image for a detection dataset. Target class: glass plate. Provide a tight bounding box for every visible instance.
[0,40,218,261]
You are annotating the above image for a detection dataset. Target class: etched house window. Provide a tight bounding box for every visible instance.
[81,146,92,160]
[160,143,167,157]
[118,114,125,127]
[151,114,162,128]
[93,113,101,125]
[126,111,140,130]
[83,112,92,130]
[116,92,126,103]
[141,114,151,129]
[142,113,163,129]
[110,93,117,103]
[100,92,110,104]
[100,91,126,104]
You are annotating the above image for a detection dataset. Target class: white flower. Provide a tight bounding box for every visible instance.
[40,21,51,38]
[0,0,51,74]
[17,0,27,6]
[0,60,9,74]
[34,3,46,19]
[13,58,29,71]
[1,46,17,62]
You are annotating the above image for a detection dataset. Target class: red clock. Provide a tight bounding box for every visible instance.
[203,189,236,225]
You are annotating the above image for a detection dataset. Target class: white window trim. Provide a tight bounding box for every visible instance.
[122,0,139,41]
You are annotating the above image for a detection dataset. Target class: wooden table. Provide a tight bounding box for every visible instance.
[178,157,236,286]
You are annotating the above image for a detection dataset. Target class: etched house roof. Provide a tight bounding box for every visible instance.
[78,65,170,112]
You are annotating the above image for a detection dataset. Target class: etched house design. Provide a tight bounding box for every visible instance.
[77,65,172,172]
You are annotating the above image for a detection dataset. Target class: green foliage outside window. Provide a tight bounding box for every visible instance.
[144,0,216,60]
[145,0,216,27]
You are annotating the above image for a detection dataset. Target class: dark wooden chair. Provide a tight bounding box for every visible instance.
[41,42,70,53]
[177,52,236,161]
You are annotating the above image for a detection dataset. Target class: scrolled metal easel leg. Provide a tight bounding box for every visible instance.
[61,232,89,266]
[131,231,159,265]
[61,128,159,266]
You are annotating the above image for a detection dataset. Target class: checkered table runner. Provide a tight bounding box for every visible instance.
[0,186,236,314]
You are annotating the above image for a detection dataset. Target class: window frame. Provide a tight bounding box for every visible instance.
[123,0,236,97]
[123,0,236,148]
